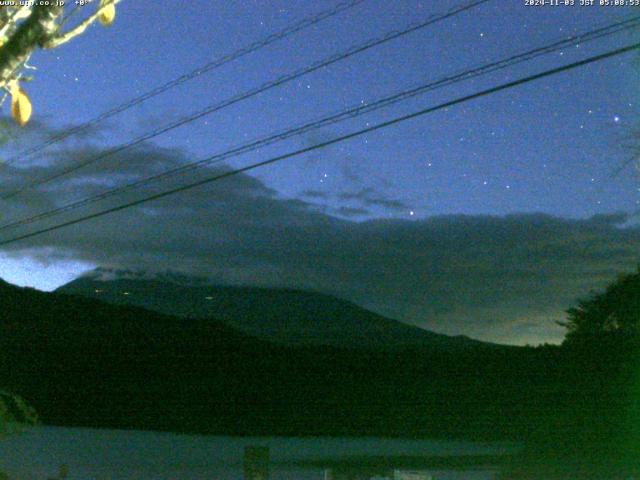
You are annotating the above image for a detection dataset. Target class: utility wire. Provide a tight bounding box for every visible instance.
[605,149,638,179]
[1,42,637,247]
[1,0,490,200]
[3,0,368,166]
[58,4,83,28]
[586,132,638,208]
[1,15,638,233]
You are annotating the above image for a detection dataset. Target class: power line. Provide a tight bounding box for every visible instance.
[1,42,637,247]
[605,149,638,180]
[4,0,368,166]
[587,136,638,209]
[1,15,638,234]
[1,0,490,201]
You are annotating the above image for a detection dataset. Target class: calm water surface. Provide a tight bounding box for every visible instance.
[0,427,519,479]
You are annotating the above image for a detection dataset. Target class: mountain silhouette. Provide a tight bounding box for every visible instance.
[58,268,488,350]
[0,275,540,439]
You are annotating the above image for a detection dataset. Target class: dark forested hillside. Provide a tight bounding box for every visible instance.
[58,270,488,350]
[0,277,555,440]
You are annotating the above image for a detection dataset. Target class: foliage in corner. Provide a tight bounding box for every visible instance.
[559,266,640,347]
[0,0,120,127]
[0,389,38,436]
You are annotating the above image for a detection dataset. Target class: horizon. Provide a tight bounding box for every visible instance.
[2,221,638,348]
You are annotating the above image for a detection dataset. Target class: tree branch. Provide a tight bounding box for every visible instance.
[43,0,120,49]
[0,5,63,88]
[0,5,31,40]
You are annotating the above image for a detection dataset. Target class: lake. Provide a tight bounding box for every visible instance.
[0,427,519,479]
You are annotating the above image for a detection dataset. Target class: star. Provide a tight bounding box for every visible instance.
[613,116,620,123]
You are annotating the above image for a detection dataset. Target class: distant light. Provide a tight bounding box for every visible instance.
[613,116,620,123]
[123,292,130,296]
[409,211,415,216]
[95,289,102,293]
[205,296,213,300]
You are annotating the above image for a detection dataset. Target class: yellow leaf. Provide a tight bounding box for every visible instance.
[10,88,31,127]
[98,0,115,26]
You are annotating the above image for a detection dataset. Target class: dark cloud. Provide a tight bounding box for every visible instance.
[332,206,371,217]
[337,187,409,210]
[0,115,116,165]
[0,139,638,345]
[300,189,329,199]
[301,186,408,215]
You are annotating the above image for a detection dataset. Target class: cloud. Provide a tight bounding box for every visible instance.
[300,189,329,199]
[337,187,410,210]
[332,206,371,217]
[0,138,638,345]
[301,186,408,216]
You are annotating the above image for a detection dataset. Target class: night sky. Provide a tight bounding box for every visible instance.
[0,0,639,345]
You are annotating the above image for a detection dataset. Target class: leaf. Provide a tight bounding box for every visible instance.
[0,389,38,437]
[98,0,115,26]
[10,86,31,127]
